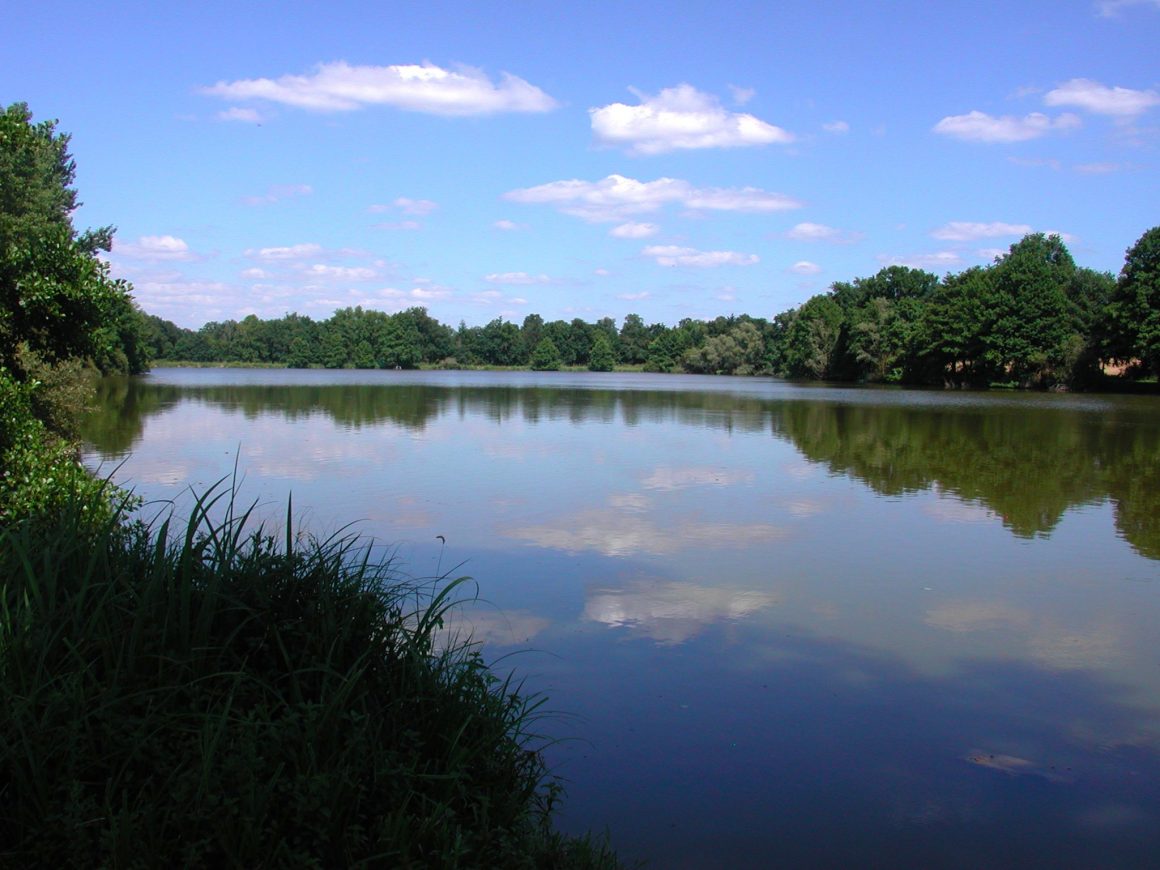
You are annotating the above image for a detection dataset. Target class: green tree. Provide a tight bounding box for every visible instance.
[0,103,132,374]
[784,294,843,379]
[1104,226,1160,375]
[587,332,616,371]
[983,233,1075,385]
[530,336,563,371]
[618,313,650,364]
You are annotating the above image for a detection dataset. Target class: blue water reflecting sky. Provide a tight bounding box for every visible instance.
[83,369,1160,867]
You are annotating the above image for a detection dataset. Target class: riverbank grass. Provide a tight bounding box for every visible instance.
[0,485,620,867]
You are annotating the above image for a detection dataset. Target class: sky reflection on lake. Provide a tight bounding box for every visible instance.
[82,369,1160,867]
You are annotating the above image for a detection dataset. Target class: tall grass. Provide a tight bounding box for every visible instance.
[0,484,621,868]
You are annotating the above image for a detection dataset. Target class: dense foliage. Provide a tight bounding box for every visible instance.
[0,103,146,378]
[149,228,1159,390]
[1,102,145,522]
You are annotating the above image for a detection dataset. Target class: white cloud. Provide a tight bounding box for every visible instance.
[484,272,553,285]
[114,235,197,261]
[684,187,802,212]
[930,221,1033,241]
[217,106,264,123]
[246,243,324,260]
[618,291,649,300]
[1044,78,1160,117]
[242,183,313,206]
[201,61,558,116]
[504,173,800,223]
[877,251,962,269]
[610,222,659,239]
[300,264,377,281]
[241,267,269,279]
[590,83,794,155]
[790,260,822,274]
[393,196,438,215]
[643,245,758,267]
[822,120,850,134]
[933,110,1081,143]
[493,219,521,231]
[410,286,452,300]
[785,222,861,243]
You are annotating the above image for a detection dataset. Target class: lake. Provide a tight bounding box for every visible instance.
[82,368,1160,868]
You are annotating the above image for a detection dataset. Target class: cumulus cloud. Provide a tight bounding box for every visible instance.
[785,222,861,243]
[684,187,802,212]
[590,83,793,155]
[822,120,850,134]
[492,219,521,231]
[933,110,1081,143]
[114,235,198,261]
[245,243,325,260]
[642,245,758,267]
[504,173,801,223]
[201,61,557,116]
[483,272,553,285]
[930,221,1033,241]
[790,260,822,274]
[1044,78,1160,116]
[124,273,236,324]
[610,222,659,238]
[300,264,377,281]
[393,196,438,215]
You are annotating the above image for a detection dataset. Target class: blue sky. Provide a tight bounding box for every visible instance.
[4,0,1158,329]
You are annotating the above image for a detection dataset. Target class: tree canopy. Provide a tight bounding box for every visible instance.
[0,102,141,376]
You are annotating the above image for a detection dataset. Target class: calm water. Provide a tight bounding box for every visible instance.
[82,369,1160,868]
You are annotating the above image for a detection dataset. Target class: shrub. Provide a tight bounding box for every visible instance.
[0,366,115,528]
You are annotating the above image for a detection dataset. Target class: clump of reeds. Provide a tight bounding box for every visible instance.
[0,483,620,868]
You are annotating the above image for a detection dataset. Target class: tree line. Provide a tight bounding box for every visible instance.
[143,227,1160,389]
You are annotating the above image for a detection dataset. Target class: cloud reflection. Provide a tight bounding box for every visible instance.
[437,608,551,648]
[642,466,755,491]
[504,508,786,557]
[585,578,778,644]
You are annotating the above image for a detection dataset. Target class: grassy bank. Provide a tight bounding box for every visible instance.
[0,485,621,868]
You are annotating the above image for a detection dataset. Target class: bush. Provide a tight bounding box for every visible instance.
[0,367,115,528]
[0,484,621,868]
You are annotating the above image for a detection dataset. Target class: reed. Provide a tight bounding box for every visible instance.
[0,483,621,868]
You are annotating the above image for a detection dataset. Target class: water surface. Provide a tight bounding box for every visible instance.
[83,369,1160,868]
